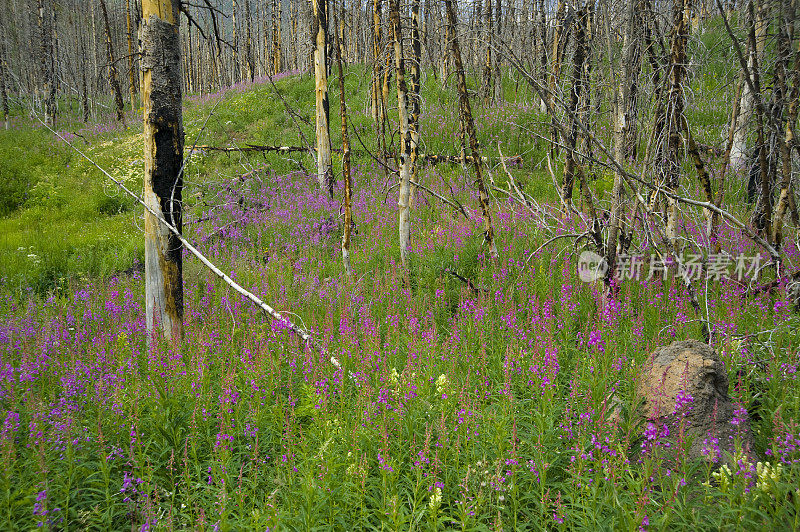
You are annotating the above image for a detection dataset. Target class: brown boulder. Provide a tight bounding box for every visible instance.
[637,340,755,464]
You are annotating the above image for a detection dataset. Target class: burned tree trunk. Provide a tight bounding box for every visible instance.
[445,0,498,259]
[408,0,422,207]
[37,0,56,126]
[770,0,798,249]
[334,3,353,276]
[664,0,689,250]
[80,30,90,122]
[126,0,138,109]
[372,0,387,162]
[312,0,334,196]
[730,0,767,170]
[100,0,127,123]
[244,0,254,81]
[390,0,413,268]
[482,0,494,104]
[141,0,184,347]
[547,0,566,155]
[0,29,8,129]
[561,5,589,205]
[272,0,282,75]
[606,0,641,285]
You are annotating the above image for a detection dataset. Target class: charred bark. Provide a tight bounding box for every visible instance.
[141,0,185,347]
[445,0,498,259]
[100,0,127,123]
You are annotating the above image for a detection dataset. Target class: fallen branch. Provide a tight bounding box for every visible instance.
[193,143,524,167]
[194,144,307,153]
[749,270,800,296]
[444,268,488,295]
[409,179,469,219]
[47,125,329,359]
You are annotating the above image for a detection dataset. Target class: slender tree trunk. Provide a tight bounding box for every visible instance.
[390,0,413,268]
[482,0,494,104]
[244,0,254,81]
[562,6,589,206]
[232,0,240,82]
[37,0,56,126]
[730,0,768,170]
[291,0,299,70]
[100,0,127,123]
[770,0,798,248]
[664,0,689,250]
[0,27,9,129]
[746,0,771,237]
[272,0,282,74]
[537,0,547,112]
[312,0,334,196]
[126,0,138,108]
[445,0,499,259]
[334,2,353,277]
[547,0,566,155]
[141,0,184,347]
[371,0,382,123]
[409,0,422,205]
[606,0,640,285]
[494,0,502,101]
[81,29,90,122]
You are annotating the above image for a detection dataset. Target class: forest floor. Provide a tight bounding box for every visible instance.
[1,69,799,529]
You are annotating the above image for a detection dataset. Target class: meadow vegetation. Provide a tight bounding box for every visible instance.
[1,53,799,530]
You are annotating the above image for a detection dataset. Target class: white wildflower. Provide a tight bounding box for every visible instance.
[429,486,442,511]
[436,374,450,395]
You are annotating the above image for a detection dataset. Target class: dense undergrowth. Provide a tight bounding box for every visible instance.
[1,41,800,530]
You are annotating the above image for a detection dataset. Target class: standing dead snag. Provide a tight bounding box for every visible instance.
[141,0,185,347]
[100,0,127,123]
[312,0,334,197]
[0,29,8,129]
[390,0,413,269]
[408,0,421,207]
[126,0,138,110]
[444,0,498,260]
[333,1,353,277]
[36,0,56,126]
[561,4,589,206]
[272,0,282,75]
[663,0,689,251]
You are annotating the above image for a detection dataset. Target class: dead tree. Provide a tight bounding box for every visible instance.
[141,0,185,347]
[99,0,126,123]
[390,0,413,268]
[408,0,422,207]
[371,0,383,125]
[312,0,334,196]
[0,26,9,129]
[126,0,138,108]
[661,0,689,250]
[561,4,590,206]
[37,0,56,126]
[272,0,282,74]
[333,2,353,276]
[445,0,498,259]
[769,0,799,249]
[606,0,642,284]
[244,0,254,81]
[482,0,494,104]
